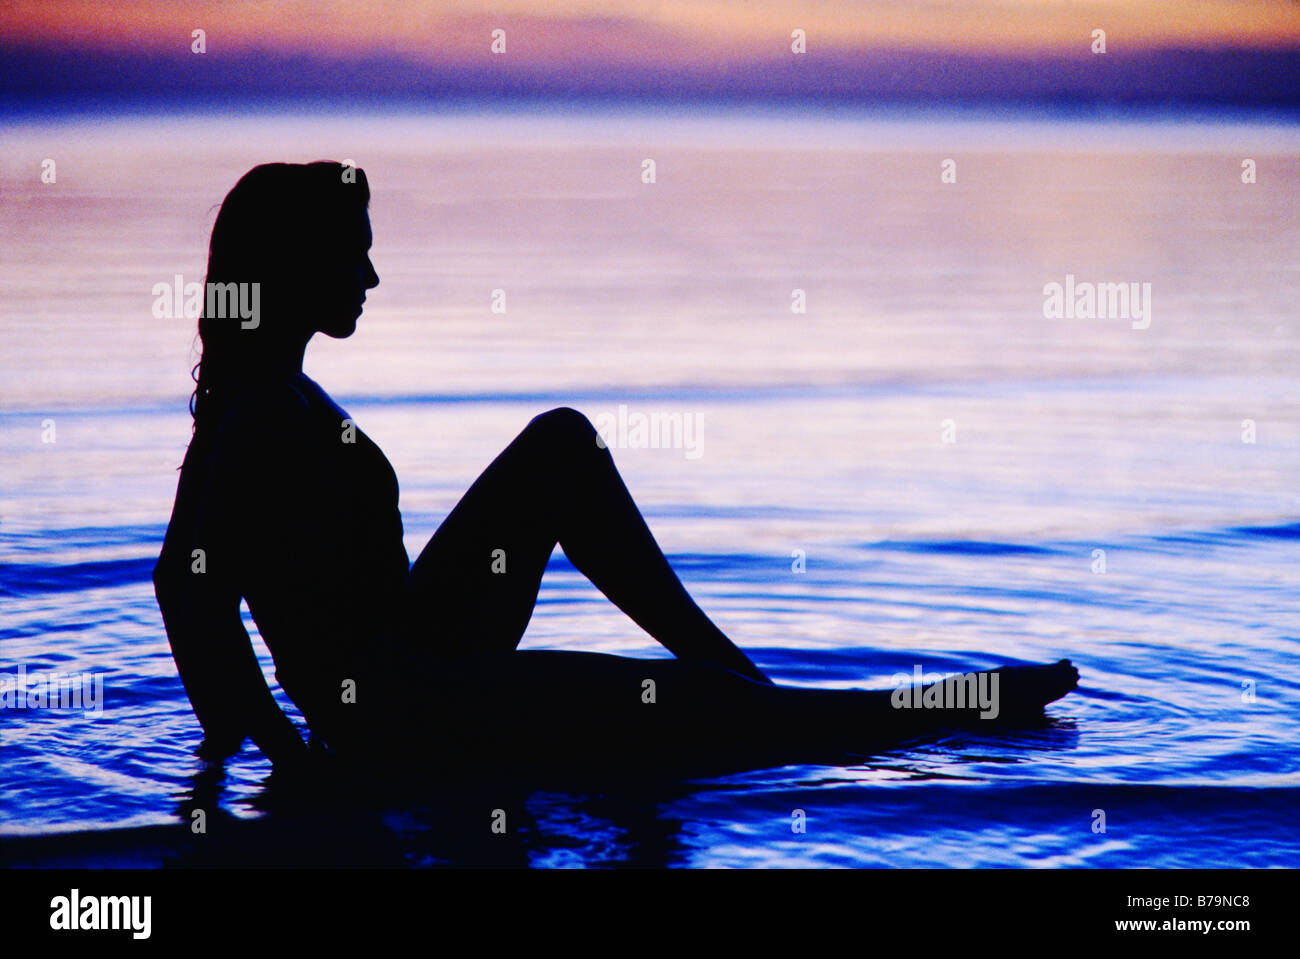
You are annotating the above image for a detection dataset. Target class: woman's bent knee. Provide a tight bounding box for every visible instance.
[526,406,598,448]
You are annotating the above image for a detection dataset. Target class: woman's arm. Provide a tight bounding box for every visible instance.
[154,560,307,765]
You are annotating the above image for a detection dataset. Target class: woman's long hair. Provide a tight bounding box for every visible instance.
[191,161,370,428]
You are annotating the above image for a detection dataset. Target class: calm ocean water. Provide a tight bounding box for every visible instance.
[1,106,1298,867]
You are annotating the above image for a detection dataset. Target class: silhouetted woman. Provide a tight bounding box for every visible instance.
[154,162,1077,777]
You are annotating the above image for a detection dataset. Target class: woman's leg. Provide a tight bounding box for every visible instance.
[396,650,1079,771]
[404,407,770,683]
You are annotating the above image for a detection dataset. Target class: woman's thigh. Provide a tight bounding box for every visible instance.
[402,650,819,773]
[402,413,575,656]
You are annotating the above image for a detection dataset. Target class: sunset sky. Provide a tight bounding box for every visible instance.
[2,0,1298,107]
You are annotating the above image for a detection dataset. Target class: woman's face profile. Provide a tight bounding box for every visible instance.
[313,209,379,339]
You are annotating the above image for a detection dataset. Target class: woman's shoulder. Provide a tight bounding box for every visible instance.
[293,375,350,421]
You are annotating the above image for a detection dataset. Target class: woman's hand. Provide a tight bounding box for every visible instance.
[265,736,338,794]
[248,706,312,769]
[196,730,247,762]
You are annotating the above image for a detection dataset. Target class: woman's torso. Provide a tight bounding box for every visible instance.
[164,375,411,748]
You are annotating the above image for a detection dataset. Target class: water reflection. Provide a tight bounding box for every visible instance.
[152,717,1083,868]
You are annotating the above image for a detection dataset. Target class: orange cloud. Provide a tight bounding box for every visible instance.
[1,0,1297,61]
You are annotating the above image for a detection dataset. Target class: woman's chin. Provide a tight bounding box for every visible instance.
[321,316,359,339]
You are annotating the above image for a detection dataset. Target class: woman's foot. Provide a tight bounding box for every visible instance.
[982,658,1079,719]
[889,658,1079,727]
